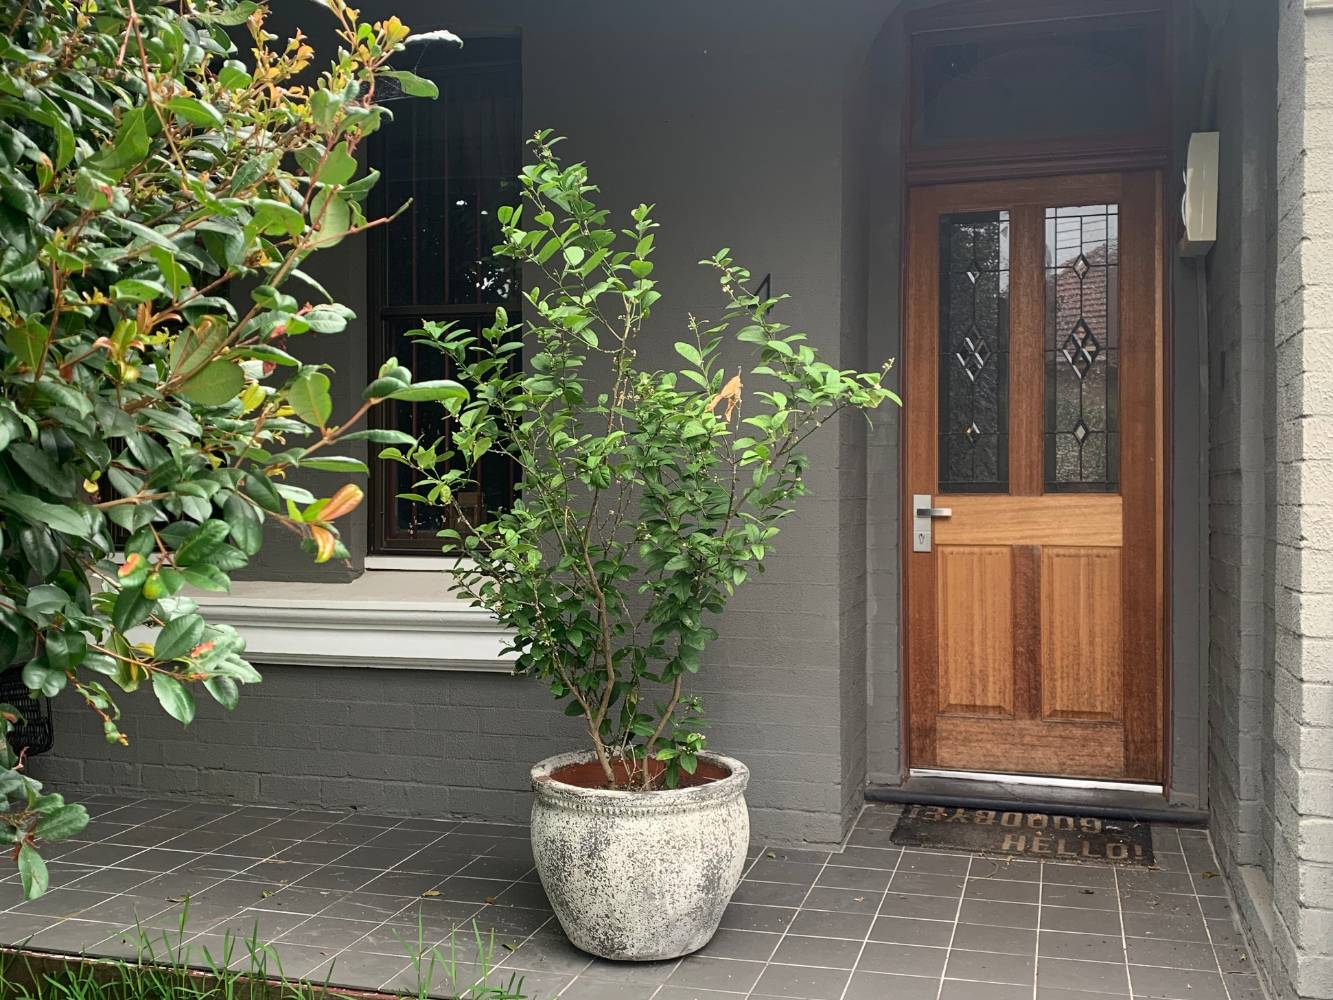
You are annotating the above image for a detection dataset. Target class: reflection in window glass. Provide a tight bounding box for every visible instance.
[938,212,1010,493]
[1044,204,1120,492]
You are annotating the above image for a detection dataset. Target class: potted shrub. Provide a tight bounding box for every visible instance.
[390,133,899,961]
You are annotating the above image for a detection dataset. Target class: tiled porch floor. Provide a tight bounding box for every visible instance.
[0,795,1267,1000]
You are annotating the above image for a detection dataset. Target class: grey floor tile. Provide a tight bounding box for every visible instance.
[890,871,966,896]
[667,956,766,991]
[276,915,380,950]
[803,886,881,914]
[1119,910,1209,943]
[869,915,955,947]
[1125,935,1219,970]
[0,911,60,944]
[881,891,965,921]
[293,865,379,892]
[499,932,594,975]
[694,928,781,962]
[747,859,826,885]
[940,981,1032,1000]
[361,870,448,897]
[249,885,347,915]
[1036,957,1131,994]
[734,880,812,907]
[771,934,863,969]
[11,888,113,919]
[1038,930,1124,963]
[945,948,1036,985]
[308,950,412,990]
[1117,871,1197,896]
[959,898,1040,929]
[24,918,125,952]
[787,908,874,940]
[846,828,898,850]
[856,940,949,978]
[580,956,678,985]
[64,866,159,894]
[321,893,419,923]
[1222,974,1268,1000]
[718,903,797,934]
[966,876,1041,904]
[972,858,1042,882]
[1118,889,1201,917]
[1041,883,1120,910]
[1129,964,1226,999]
[817,867,893,892]
[1040,904,1125,935]
[952,922,1036,955]
[897,850,972,876]
[830,846,902,870]
[651,987,746,1000]
[1036,987,1129,1000]
[844,971,938,1000]
[751,963,851,999]
[1041,863,1118,888]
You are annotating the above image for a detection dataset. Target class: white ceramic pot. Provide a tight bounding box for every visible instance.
[529,750,750,961]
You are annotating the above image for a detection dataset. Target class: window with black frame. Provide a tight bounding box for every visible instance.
[366,36,521,554]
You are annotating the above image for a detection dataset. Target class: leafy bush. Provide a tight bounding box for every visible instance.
[0,0,462,893]
[392,134,900,790]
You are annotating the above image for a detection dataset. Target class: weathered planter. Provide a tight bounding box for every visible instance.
[529,750,750,961]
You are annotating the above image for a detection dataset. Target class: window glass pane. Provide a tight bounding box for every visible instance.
[938,211,1010,493]
[914,24,1154,147]
[1044,204,1120,492]
[376,39,521,309]
[369,38,522,551]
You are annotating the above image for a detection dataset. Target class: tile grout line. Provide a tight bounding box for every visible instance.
[1184,827,1235,1000]
[1112,862,1134,1000]
[834,810,905,1000]
[25,798,298,949]
[1032,857,1043,1000]
[933,853,973,1000]
[742,803,871,1000]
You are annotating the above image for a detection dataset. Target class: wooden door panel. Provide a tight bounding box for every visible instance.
[934,495,1122,546]
[934,719,1126,777]
[904,170,1164,783]
[1040,547,1123,722]
[937,546,1013,717]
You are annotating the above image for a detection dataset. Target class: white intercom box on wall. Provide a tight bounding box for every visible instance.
[1180,131,1219,257]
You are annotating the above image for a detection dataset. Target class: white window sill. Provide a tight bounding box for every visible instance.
[188,571,516,673]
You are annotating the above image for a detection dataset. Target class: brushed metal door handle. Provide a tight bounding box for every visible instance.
[911,494,951,553]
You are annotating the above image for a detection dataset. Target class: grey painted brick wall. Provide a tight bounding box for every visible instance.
[1219,1,1333,997]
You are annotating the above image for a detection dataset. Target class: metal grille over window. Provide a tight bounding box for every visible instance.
[938,211,1010,492]
[1044,203,1119,491]
[367,38,521,553]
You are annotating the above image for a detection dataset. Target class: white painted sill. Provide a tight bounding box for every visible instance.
[191,570,516,673]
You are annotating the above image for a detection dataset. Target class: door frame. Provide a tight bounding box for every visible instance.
[897,170,1172,790]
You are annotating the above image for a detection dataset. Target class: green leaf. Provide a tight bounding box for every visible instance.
[298,456,369,474]
[674,342,702,366]
[224,494,262,556]
[385,380,469,403]
[89,108,148,177]
[288,371,332,427]
[318,142,357,186]
[194,1,258,25]
[0,495,90,537]
[155,614,205,661]
[217,60,252,91]
[382,70,440,99]
[165,96,224,128]
[4,320,45,369]
[151,673,195,725]
[179,565,230,593]
[310,188,350,245]
[18,844,47,900]
[250,198,303,237]
[178,359,243,406]
[34,804,89,843]
[111,278,167,302]
[338,428,416,445]
[204,675,239,710]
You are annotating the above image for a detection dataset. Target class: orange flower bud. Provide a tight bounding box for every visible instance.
[310,524,337,564]
[118,553,142,578]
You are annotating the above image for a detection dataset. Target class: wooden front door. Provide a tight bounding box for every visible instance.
[904,172,1165,782]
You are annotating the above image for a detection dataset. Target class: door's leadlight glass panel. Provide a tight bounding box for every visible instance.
[1044,204,1119,491]
[939,211,1010,492]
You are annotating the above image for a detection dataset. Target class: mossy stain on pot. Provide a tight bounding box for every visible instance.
[530,750,750,961]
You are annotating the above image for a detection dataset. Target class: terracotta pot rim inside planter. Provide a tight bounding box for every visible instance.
[531,750,749,810]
